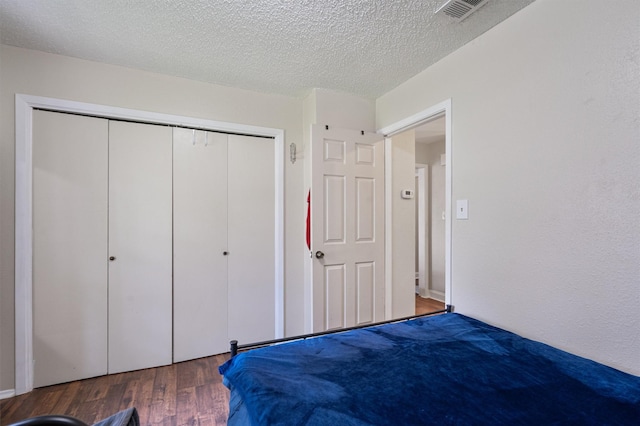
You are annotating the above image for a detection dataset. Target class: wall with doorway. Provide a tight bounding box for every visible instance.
[375,0,640,375]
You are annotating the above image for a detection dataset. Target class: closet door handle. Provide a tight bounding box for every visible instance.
[109,256,116,261]
[223,251,229,256]
[315,251,324,259]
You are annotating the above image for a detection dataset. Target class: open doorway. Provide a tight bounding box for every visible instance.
[381,99,451,319]
[392,117,446,315]
[414,116,446,304]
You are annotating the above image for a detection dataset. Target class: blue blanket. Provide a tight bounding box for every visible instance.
[219,313,640,425]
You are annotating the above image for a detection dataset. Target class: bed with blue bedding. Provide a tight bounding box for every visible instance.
[218,313,640,425]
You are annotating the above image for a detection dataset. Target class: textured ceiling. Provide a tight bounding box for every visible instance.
[0,0,535,98]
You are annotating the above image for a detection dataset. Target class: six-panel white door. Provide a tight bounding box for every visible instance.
[108,121,173,374]
[311,125,385,332]
[33,111,109,387]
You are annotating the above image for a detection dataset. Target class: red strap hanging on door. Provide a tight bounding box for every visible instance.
[306,190,311,250]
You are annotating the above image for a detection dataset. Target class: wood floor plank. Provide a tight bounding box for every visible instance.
[203,385,229,425]
[176,387,199,426]
[1,387,61,424]
[175,364,194,391]
[86,377,111,403]
[199,357,218,386]
[121,368,157,424]
[72,399,102,425]
[50,381,81,415]
[66,379,100,420]
[148,365,177,425]
[95,382,126,423]
[3,391,35,420]
[161,415,177,426]
[212,356,227,385]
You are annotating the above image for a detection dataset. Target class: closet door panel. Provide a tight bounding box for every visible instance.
[227,135,276,344]
[33,110,108,387]
[108,121,172,374]
[173,129,229,362]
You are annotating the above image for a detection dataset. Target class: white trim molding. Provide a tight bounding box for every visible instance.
[379,98,453,311]
[0,389,16,400]
[415,164,428,298]
[427,289,446,303]
[384,137,393,320]
[14,94,285,394]
[15,95,34,396]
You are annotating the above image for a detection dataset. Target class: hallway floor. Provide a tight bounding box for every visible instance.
[416,295,445,315]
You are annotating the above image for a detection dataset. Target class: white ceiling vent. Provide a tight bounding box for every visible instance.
[436,0,489,22]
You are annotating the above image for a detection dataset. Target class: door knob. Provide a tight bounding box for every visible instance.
[315,251,324,259]
[109,256,116,261]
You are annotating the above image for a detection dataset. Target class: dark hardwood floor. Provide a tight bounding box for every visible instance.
[1,354,230,426]
[2,297,444,425]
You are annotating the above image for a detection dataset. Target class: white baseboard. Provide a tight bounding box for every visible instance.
[0,389,16,400]
[427,289,445,303]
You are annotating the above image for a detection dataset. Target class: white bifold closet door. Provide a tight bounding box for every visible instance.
[173,130,275,360]
[227,134,275,344]
[173,129,229,361]
[107,121,173,374]
[33,111,274,385]
[33,111,109,388]
[33,112,173,386]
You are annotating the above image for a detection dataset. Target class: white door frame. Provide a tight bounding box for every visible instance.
[14,94,285,395]
[379,99,452,319]
[415,164,428,298]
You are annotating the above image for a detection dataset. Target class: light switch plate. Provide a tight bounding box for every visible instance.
[456,199,468,219]
[401,189,414,199]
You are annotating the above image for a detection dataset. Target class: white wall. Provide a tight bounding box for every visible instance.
[0,45,305,391]
[377,0,640,375]
[313,88,376,132]
[390,130,416,318]
[415,144,429,165]
[427,141,446,296]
